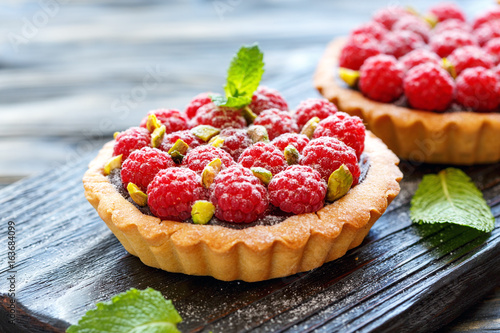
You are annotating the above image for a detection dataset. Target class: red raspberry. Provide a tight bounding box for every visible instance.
[300,137,360,185]
[217,128,253,160]
[313,113,366,159]
[121,147,176,191]
[484,38,500,65]
[350,21,389,41]
[433,19,472,36]
[293,98,338,129]
[268,165,327,215]
[190,103,246,130]
[428,2,466,23]
[140,109,189,134]
[237,142,287,176]
[113,126,151,160]
[159,130,204,153]
[492,64,500,78]
[271,133,310,154]
[474,20,500,47]
[403,63,456,112]
[472,8,500,29]
[210,165,268,223]
[456,67,500,112]
[382,30,425,59]
[248,86,288,115]
[399,49,441,72]
[448,46,495,75]
[429,30,477,58]
[182,145,235,174]
[147,168,205,221]
[253,108,299,140]
[339,35,381,70]
[372,6,412,29]
[185,92,215,119]
[359,54,404,103]
[393,16,431,43]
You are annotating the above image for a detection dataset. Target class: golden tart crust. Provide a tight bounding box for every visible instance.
[314,37,500,165]
[83,132,401,282]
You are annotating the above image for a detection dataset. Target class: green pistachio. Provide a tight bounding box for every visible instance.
[242,105,257,124]
[191,125,220,142]
[250,167,272,185]
[338,67,360,88]
[201,158,222,188]
[146,114,162,132]
[284,145,300,165]
[209,135,225,148]
[127,182,148,206]
[103,154,123,175]
[191,200,215,225]
[326,164,353,202]
[167,139,189,164]
[151,125,166,148]
[442,58,457,79]
[300,116,320,139]
[247,125,269,143]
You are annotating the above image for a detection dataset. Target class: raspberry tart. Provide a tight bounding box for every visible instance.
[84,45,402,282]
[315,3,500,165]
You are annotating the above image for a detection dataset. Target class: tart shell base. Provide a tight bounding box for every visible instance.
[314,37,500,165]
[83,132,402,282]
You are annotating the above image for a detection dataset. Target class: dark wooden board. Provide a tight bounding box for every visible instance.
[0,156,498,333]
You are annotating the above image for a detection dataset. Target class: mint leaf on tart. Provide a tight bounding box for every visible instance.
[410,168,495,232]
[212,44,264,109]
[67,288,182,333]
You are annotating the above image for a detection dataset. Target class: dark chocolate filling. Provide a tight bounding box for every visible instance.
[108,154,370,229]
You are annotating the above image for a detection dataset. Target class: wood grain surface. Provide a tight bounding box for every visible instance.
[0,0,499,332]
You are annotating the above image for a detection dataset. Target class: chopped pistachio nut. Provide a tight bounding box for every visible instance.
[251,167,272,185]
[169,151,185,164]
[284,145,300,165]
[247,125,269,143]
[338,67,360,88]
[127,182,148,206]
[146,114,162,132]
[300,116,320,139]
[405,6,419,16]
[442,58,457,79]
[151,125,166,148]
[113,131,120,140]
[103,154,123,175]
[201,158,222,188]
[423,14,438,28]
[209,135,225,148]
[191,125,220,142]
[242,106,257,124]
[168,139,189,156]
[326,164,353,202]
[191,200,215,225]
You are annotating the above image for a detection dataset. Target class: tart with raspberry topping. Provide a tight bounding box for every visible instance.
[315,3,500,165]
[83,45,402,282]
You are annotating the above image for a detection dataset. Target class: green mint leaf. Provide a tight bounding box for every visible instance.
[67,288,182,333]
[410,168,495,232]
[222,44,264,106]
[211,95,252,109]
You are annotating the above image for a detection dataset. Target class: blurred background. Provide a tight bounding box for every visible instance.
[0,0,498,331]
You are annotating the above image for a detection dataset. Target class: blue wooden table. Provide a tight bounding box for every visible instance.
[0,0,498,332]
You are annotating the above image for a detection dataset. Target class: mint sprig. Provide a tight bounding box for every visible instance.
[410,168,495,232]
[67,288,182,333]
[212,44,264,109]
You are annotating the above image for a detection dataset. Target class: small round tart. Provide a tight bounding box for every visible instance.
[314,37,500,165]
[83,131,401,282]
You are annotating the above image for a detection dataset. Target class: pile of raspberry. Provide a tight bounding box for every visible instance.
[339,3,500,113]
[111,87,366,224]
